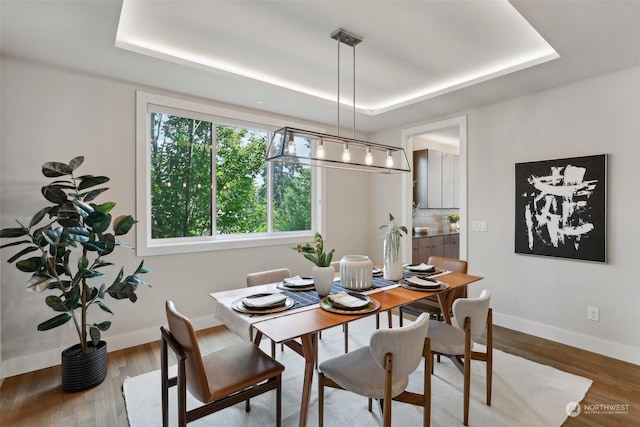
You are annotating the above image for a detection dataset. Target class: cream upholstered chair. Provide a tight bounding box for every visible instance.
[427,290,492,426]
[318,313,432,427]
[245,268,291,357]
[399,256,468,326]
[331,260,392,353]
[161,301,285,427]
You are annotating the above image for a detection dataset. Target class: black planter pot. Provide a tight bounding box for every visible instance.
[61,340,108,392]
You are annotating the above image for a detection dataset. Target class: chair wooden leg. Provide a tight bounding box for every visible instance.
[161,334,169,427]
[423,338,432,427]
[487,309,493,406]
[387,310,393,328]
[463,318,472,426]
[271,340,276,358]
[383,353,393,427]
[318,372,325,427]
[276,374,282,427]
[399,308,404,327]
[344,323,349,353]
[376,313,380,329]
[177,358,187,427]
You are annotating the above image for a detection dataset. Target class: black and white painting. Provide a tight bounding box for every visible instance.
[515,154,607,262]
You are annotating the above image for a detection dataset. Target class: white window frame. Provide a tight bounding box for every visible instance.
[135,91,325,256]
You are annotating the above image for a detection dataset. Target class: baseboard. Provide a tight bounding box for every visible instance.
[493,311,640,366]
[0,314,222,378]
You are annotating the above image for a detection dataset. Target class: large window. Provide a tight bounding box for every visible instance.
[136,92,324,256]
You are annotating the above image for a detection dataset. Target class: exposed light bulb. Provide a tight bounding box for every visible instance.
[316,140,325,159]
[342,143,351,162]
[365,146,373,165]
[182,182,187,188]
[287,134,296,155]
[166,181,172,187]
[386,150,394,168]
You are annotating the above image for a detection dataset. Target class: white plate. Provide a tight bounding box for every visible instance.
[405,276,442,289]
[406,264,436,272]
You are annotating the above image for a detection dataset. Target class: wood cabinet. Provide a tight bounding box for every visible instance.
[442,234,460,259]
[412,234,460,264]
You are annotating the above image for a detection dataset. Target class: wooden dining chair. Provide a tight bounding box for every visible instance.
[245,268,291,357]
[318,313,432,427]
[161,301,285,427]
[427,290,492,426]
[399,255,468,326]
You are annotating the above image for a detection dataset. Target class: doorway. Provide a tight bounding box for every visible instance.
[400,116,467,261]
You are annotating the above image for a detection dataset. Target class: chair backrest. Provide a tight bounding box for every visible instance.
[452,290,491,340]
[165,300,210,402]
[428,256,468,299]
[370,313,429,377]
[428,255,467,274]
[245,268,291,287]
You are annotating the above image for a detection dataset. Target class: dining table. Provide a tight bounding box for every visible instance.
[209,269,483,427]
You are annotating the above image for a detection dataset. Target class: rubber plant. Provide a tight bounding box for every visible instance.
[0,156,150,353]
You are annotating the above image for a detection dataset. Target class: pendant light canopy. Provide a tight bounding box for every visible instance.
[267,29,410,174]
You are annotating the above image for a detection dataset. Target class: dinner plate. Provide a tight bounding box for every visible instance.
[327,291,370,310]
[231,296,294,314]
[283,276,314,287]
[401,282,450,292]
[405,276,442,289]
[276,282,315,291]
[241,293,287,309]
[406,264,436,273]
[319,296,380,315]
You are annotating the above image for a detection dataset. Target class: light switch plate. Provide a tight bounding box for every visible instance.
[472,220,487,232]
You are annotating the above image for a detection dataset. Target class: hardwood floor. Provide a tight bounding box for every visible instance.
[1,324,638,426]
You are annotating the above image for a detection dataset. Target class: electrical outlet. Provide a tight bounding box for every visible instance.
[471,220,487,232]
[587,306,600,322]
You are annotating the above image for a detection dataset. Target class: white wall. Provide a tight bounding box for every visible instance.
[373,66,640,365]
[0,57,381,377]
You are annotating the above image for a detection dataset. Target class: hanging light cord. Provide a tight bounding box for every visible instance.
[353,39,356,140]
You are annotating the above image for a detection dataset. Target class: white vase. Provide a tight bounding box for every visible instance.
[383,240,404,281]
[340,255,372,290]
[312,265,334,297]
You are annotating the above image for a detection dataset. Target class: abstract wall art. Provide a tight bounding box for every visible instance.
[515,154,607,262]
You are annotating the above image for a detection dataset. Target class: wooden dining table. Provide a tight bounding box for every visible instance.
[210,270,483,427]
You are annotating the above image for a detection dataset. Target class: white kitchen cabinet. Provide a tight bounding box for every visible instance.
[416,150,459,208]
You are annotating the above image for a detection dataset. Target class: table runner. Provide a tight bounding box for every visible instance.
[210,269,451,340]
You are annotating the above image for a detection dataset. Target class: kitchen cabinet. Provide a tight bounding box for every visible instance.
[442,234,460,259]
[412,236,443,264]
[413,149,460,209]
[412,233,460,264]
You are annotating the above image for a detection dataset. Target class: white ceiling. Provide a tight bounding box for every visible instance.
[2,1,640,134]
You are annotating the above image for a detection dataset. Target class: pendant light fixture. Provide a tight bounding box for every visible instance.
[267,29,410,173]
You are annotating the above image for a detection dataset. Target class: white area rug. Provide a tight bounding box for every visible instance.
[123,316,592,426]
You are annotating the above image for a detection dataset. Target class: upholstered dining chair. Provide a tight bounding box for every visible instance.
[331,260,393,353]
[318,313,432,427]
[161,301,285,427]
[427,290,492,426]
[399,256,468,326]
[245,268,291,357]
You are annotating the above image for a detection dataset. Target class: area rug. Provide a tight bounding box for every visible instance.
[123,316,592,426]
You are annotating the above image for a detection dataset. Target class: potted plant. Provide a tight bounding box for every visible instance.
[447,212,460,231]
[380,213,407,280]
[292,232,335,296]
[0,156,150,392]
